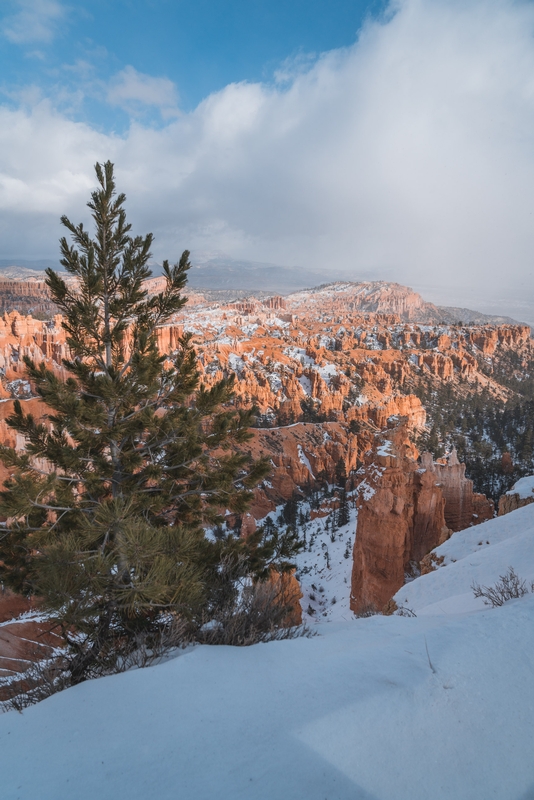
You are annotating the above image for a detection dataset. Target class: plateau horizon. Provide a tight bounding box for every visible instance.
[0,260,531,328]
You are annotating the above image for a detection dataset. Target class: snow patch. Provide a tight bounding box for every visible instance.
[506,474,534,499]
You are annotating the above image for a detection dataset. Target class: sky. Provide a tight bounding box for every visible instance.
[0,0,534,320]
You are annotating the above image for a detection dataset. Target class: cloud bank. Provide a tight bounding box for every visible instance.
[1,0,534,318]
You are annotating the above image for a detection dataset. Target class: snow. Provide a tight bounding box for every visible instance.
[298,374,312,395]
[295,501,356,622]
[506,474,534,499]
[1,508,534,798]
[267,373,283,392]
[313,362,338,384]
[376,440,394,457]
[394,502,534,616]
[284,346,314,366]
[296,445,314,478]
[357,480,376,500]
[227,352,245,374]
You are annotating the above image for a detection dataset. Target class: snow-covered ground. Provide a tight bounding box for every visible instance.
[394,501,534,616]
[1,505,534,799]
[293,499,356,623]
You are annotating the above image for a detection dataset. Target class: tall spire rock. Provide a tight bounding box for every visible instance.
[350,420,494,613]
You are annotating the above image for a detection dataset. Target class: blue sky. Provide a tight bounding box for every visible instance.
[0,0,533,321]
[0,0,386,130]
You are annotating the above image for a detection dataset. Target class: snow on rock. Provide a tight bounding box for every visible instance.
[506,475,534,499]
[499,475,534,515]
[376,440,394,458]
[294,501,356,623]
[298,374,312,395]
[296,445,314,478]
[227,352,245,374]
[313,362,338,384]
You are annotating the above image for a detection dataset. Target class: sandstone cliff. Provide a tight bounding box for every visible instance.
[421,451,494,531]
[498,476,534,516]
[350,423,493,614]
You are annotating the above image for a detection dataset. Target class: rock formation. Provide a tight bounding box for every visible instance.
[0,280,530,677]
[262,569,303,627]
[0,591,62,700]
[350,423,494,614]
[421,451,494,531]
[498,476,534,516]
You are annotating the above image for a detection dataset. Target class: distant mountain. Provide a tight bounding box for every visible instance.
[0,261,525,328]
[435,305,520,326]
[289,281,526,327]
[186,253,347,293]
[0,260,59,273]
[0,255,340,293]
[0,265,58,281]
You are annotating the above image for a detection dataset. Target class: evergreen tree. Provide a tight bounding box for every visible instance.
[334,458,347,489]
[0,161,283,682]
[280,492,300,528]
[337,489,350,528]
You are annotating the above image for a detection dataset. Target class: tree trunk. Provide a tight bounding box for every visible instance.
[68,604,113,684]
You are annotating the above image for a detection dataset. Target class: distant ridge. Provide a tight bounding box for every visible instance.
[186,253,346,293]
[288,281,525,327]
[0,260,59,272]
[0,264,525,328]
[436,305,520,326]
[0,265,58,281]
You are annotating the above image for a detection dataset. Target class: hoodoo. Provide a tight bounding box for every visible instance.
[350,421,494,614]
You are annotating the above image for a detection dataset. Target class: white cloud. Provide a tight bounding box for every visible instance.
[106,66,179,118]
[0,0,534,320]
[2,0,65,44]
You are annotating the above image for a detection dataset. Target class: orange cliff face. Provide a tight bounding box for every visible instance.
[0,285,529,521]
[350,422,494,614]
[244,421,360,517]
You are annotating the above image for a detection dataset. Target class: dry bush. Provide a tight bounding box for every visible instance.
[471,567,533,608]
[1,618,192,713]
[116,616,192,671]
[354,603,379,618]
[198,577,312,646]
[2,564,310,711]
[1,654,71,713]
[383,599,418,618]
[395,604,417,617]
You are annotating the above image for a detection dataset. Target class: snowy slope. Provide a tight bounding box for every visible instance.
[1,506,533,800]
[394,502,534,615]
[292,499,356,622]
[505,475,534,499]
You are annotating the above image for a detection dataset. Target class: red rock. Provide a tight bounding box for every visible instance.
[350,422,449,613]
[350,425,493,613]
[421,450,494,531]
[263,569,303,627]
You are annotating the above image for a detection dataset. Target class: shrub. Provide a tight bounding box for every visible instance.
[471,567,533,607]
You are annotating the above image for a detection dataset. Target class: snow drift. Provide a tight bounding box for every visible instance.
[1,504,533,800]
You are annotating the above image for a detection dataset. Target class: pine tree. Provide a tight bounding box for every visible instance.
[337,489,350,528]
[0,161,279,682]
